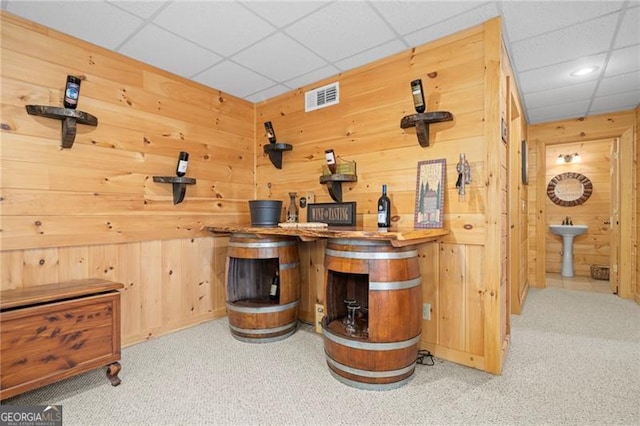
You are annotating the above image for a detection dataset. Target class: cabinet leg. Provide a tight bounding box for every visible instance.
[106,362,122,386]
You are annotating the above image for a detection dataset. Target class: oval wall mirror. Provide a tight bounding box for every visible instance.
[546,172,593,207]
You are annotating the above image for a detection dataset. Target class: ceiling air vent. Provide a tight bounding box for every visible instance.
[305,82,339,112]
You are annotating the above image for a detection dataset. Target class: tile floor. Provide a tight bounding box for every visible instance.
[545,272,613,294]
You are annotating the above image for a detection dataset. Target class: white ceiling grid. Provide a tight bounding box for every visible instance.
[3,0,639,124]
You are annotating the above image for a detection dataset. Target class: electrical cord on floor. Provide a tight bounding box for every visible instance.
[416,350,434,366]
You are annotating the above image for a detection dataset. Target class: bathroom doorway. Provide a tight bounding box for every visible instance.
[543,138,617,295]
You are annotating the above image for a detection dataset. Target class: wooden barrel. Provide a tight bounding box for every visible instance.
[322,238,422,390]
[225,234,300,343]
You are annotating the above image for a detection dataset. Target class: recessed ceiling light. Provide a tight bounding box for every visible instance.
[570,66,599,77]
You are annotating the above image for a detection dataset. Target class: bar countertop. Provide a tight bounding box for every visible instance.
[204,224,448,247]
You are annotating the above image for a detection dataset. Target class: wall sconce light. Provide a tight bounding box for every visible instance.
[556,153,580,164]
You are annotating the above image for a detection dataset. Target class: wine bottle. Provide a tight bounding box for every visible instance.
[64,75,81,109]
[325,149,337,174]
[377,184,391,228]
[410,79,425,114]
[264,121,277,144]
[176,151,189,177]
[269,269,280,301]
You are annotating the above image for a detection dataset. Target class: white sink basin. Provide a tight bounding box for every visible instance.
[549,224,588,237]
[549,224,588,277]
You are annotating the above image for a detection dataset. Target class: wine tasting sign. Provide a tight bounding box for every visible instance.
[307,202,356,226]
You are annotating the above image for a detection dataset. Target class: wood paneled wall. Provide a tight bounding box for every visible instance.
[527,111,637,299]
[544,139,612,276]
[1,12,531,373]
[636,105,639,303]
[0,12,251,343]
[255,18,519,373]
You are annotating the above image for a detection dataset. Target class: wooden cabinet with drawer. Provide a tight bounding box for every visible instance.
[1,279,124,400]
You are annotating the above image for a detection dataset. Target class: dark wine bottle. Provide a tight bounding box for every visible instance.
[176,151,189,177]
[410,79,425,114]
[264,121,277,144]
[269,269,280,301]
[325,149,337,174]
[64,75,81,109]
[377,184,391,228]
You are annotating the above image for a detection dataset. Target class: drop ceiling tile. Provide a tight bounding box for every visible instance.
[614,6,640,49]
[589,90,640,115]
[511,14,618,72]
[371,1,485,36]
[526,99,591,124]
[152,1,275,57]
[193,61,275,98]
[517,53,607,94]
[524,81,598,110]
[604,45,640,77]
[119,24,222,78]
[284,2,396,62]
[6,1,142,49]
[241,1,330,27]
[232,33,327,82]
[108,0,165,19]
[283,65,341,90]
[334,40,407,72]
[402,3,500,48]
[596,71,640,97]
[502,1,624,43]
[247,84,291,104]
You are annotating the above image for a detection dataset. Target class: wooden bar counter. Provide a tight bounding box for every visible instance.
[204,225,448,247]
[207,224,448,390]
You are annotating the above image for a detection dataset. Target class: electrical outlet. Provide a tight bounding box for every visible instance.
[422,303,431,320]
[315,303,324,334]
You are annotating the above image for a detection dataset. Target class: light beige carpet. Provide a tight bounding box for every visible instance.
[3,287,639,425]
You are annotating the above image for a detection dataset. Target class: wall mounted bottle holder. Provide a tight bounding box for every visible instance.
[263,143,292,169]
[152,176,196,205]
[400,111,453,147]
[26,105,98,149]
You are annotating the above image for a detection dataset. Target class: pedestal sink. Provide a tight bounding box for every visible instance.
[549,224,588,277]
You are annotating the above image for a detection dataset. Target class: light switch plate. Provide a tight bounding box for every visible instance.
[315,303,324,333]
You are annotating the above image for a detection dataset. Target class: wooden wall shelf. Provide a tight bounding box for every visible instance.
[319,174,357,203]
[400,111,453,147]
[263,143,292,169]
[152,176,196,205]
[26,105,98,149]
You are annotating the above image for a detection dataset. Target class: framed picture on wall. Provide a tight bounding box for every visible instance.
[521,139,529,185]
[414,158,446,228]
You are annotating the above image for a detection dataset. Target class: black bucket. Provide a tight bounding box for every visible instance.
[249,200,282,227]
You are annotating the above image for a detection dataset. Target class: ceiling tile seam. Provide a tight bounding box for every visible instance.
[367,0,410,50]
[397,1,496,45]
[585,2,630,116]
[508,4,627,45]
[111,1,173,52]
[239,0,334,30]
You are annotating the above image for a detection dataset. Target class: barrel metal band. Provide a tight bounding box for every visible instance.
[229,241,296,248]
[326,356,416,378]
[330,239,392,247]
[369,277,422,291]
[325,248,417,260]
[279,261,299,271]
[327,368,413,391]
[227,299,299,314]
[323,329,421,351]
[229,321,296,335]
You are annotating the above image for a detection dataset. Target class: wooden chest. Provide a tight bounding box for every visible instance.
[0,279,123,400]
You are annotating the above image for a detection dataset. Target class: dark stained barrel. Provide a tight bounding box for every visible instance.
[225,234,300,343]
[322,238,422,390]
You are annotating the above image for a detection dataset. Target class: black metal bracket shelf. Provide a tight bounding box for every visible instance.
[25,105,98,149]
[319,174,358,203]
[152,176,196,205]
[263,143,292,169]
[400,111,453,147]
